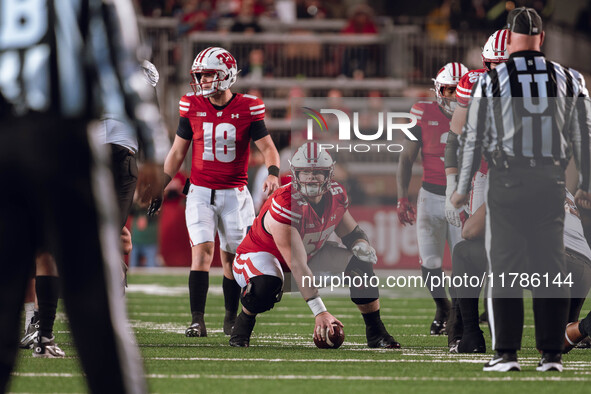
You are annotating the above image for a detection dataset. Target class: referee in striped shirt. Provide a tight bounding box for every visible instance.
[451,7,591,372]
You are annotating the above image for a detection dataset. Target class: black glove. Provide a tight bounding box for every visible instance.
[147,198,163,217]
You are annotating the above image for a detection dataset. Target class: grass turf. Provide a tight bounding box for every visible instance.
[8,272,591,393]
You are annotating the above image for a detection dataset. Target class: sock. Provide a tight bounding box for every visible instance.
[459,297,481,334]
[189,271,209,323]
[232,311,256,337]
[421,266,450,315]
[223,276,240,314]
[35,276,59,339]
[362,310,381,327]
[24,302,35,329]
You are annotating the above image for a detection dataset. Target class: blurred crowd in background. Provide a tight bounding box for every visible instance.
[134,0,591,38]
[128,0,591,267]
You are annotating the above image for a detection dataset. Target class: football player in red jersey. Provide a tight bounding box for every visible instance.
[396,62,468,335]
[228,143,400,348]
[151,47,280,337]
[445,29,509,226]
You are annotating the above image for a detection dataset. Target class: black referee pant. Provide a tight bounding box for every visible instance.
[486,163,569,353]
[452,239,487,335]
[0,117,145,393]
[109,144,138,228]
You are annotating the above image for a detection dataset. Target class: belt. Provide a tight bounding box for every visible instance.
[505,157,566,168]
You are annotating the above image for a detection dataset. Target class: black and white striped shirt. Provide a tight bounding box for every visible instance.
[0,0,167,162]
[457,50,591,194]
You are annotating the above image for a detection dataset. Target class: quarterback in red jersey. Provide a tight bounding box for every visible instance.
[396,62,468,336]
[229,143,400,349]
[154,47,280,338]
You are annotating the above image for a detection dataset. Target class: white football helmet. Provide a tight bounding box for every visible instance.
[290,142,334,198]
[482,29,509,71]
[190,47,238,97]
[432,62,468,116]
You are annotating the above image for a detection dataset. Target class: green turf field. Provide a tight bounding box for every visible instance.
[8,271,591,393]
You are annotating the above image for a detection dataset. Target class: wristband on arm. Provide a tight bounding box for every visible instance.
[307,297,327,316]
[268,165,280,177]
[341,225,369,250]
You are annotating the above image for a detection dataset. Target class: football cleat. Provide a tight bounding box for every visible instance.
[185,319,207,337]
[430,319,447,336]
[33,336,66,358]
[368,334,401,349]
[19,315,39,349]
[483,352,520,372]
[536,353,563,372]
[229,335,250,347]
[457,330,486,353]
[366,320,401,349]
[224,310,237,336]
[449,339,460,353]
[563,321,584,353]
[576,337,591,349]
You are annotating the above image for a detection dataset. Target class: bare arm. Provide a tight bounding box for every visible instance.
[264,213,317,300]
[163,136,191,186]
[264,212,343,338]
[335,210,359,238]
[396,139,420,199]
[450,106,468,136]
[254,135,281,196]
[461,204,485,240]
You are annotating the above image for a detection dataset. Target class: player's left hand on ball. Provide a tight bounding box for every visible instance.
[314,312,343,341]
[263,175,280,197]
[351,241,377,264]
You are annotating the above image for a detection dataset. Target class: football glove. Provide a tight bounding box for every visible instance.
[397,197,416,226]
[445,174,469,227]
[147,198,162,217]
[351,242,378,264]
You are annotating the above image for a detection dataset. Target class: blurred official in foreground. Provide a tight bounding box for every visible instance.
[0,0,167,392]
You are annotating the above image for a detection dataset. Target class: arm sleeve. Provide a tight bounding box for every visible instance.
[176,117,193,140]
[444,131,459,168]
[99,1,169,163]
[249,120,269,141]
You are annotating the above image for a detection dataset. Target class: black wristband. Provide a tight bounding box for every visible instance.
[341,225,369,250]
[268,165,280,177]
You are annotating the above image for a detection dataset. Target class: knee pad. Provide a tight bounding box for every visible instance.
[240,275,283,314]
[345,256,379,305]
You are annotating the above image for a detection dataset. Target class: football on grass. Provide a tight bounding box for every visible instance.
[314,324,345,349]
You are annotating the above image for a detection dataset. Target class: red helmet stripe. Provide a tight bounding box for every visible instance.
[494,31,501,55]
[197,47,215,64]
[500,29,507,51]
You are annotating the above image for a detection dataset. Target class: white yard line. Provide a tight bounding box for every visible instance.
[11,372,591,382]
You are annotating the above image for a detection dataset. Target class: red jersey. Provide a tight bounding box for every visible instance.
[455,69,489,174]
[409,101,450,186]
[178,92,265,189]
[237,182,349,270]
[456,68,485,108]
